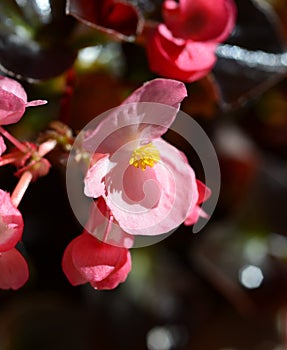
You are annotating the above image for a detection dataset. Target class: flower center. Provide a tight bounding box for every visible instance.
[129,143,160,171]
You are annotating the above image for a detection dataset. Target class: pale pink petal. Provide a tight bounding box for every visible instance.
[147,25,216,83]
[62,235,87,286]
[0,87,25,125]
[0,190,23,252]
[104,138,199,235]
[184,180,211,225]
[122,78,187,110]
[92,251,131,290]
[83,79,187,154]
[84,154,110,198]
[0,76,27,102]
[0,248,29,290]
[86,199,134,248]
[0,136,6,156]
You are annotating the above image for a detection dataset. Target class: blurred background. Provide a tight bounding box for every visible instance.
[1,0,287,349]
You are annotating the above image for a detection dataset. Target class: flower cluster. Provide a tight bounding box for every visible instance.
[0,76,50,289]
[67,0,236,83]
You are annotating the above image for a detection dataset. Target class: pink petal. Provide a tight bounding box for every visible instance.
[0,87,26,125]
[84,154,110,198]
[92,251,131,290]
[62,235,87,286]
[0,190,23,252]
[0,248,29,290]
[104,138,199,236]
[83,78,187,154]
[86,199,134,248]
[184,180,211,225]
[0,76,27,102]
[0,136,6,156]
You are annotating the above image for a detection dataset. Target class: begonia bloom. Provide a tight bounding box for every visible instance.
[0,76,47,126]
[83,79,210,237]
[62,232,131,289]
[0,190,23,252]
[146,0,236,82]
[0,248,29,290]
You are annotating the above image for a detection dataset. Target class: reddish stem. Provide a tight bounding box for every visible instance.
[11,171,33,208]
[0,126,28,153]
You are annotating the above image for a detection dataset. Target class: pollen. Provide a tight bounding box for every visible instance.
[129,143,160,171]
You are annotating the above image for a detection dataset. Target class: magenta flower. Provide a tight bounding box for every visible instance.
[83,78,210,237]
[62,232,131,290]
[146,0,236,82]
[0,76,47,126]
[0,248,29,290]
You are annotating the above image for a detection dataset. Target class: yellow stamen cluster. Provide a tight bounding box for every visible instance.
[129,143,160,171]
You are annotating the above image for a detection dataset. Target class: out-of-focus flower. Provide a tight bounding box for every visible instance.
[0,190,23,252]
[83,78,210,236]
[0,248,29,290]
[62,231,131,290]
[0,76,47,126]
[66,0,143,40]
[146,0,236,82]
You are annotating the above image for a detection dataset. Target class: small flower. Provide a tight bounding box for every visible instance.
[0,75,47,126]
[62,232,131,290]
[0,248,29,290]
[83,79,209,237]
[146,0,236,82]
[0,190,23,252]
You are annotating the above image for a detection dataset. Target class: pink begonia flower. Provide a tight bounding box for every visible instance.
[62,231,131,289]
[83,79,210,237]
[0,75,47,126]
[0,190,23,252]
[146,0,236,82]
[0,248,29,290]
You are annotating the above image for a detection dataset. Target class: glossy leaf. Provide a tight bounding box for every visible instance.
[212,0,287,110]
[0,0,77,81]
[66,0,143,41]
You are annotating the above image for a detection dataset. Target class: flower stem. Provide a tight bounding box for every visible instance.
[0,126,28,153]
[11,171,33,208]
